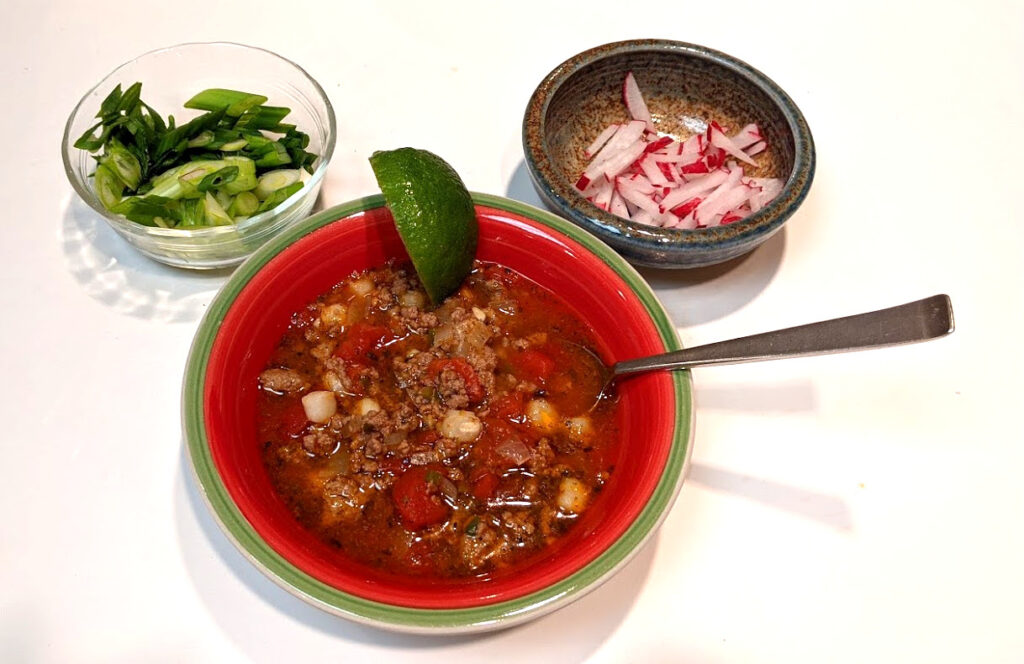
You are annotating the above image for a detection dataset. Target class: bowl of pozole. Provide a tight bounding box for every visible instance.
[182,192,693,633]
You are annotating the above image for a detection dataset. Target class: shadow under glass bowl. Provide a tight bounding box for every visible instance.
[62,42,336,270]
[523,39,815,269]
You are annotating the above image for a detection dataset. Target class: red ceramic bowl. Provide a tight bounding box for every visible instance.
[183,193,693,633]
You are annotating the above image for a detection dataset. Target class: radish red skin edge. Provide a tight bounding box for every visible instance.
[576,73,785,230]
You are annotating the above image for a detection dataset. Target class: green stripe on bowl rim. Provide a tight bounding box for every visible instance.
[182,192,694,633]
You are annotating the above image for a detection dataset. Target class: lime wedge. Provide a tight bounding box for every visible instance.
[369,148,478,305]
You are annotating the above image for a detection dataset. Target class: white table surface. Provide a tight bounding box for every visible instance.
[3,2,1022,662]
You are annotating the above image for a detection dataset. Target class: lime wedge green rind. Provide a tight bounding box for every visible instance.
[369,148,478,304]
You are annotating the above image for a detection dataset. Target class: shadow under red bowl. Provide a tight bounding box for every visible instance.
[184,193,691,629]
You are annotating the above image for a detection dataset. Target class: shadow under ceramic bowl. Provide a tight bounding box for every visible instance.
[62,42,336,270]
[182,193,693,633]
[523,39,815,269]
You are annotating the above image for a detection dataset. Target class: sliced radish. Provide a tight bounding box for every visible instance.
[633,209,657,226]
[585,120,647,180]
[730,123,764,150]
[576,74,783,229]
[623,72,654,131]
[592,178,614,210]
[609,188,629,218]
[638,155,670,187]
[599,139,647,180]
[692,166,744,226]
[617,177,662,215]
[659,168,729,210]
[585,124,620,158]
[748,177,783,211]
[708,121,757,166]
[744,141,767,157]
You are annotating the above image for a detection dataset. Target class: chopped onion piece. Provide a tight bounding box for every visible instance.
[495,438,532,465]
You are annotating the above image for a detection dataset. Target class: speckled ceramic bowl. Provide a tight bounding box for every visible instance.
[523,40,815,268]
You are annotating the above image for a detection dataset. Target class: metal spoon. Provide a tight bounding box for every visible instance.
[594,294,954,404]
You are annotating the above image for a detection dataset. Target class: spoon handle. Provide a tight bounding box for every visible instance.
[613,294,955,376]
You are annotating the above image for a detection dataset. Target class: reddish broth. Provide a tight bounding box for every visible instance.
[255,260,617,578]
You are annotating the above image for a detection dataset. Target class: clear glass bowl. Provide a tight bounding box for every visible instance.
[61,42,336,269]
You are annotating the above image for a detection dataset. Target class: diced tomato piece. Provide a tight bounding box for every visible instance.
[470,469,500,501]
[427,357,484,403]
[377,454,405,474]
[472,420,533,472]
[490,392,526,422]
[279,399,309,438]
[510,348,555,385]
[391,465,451,530]
[334,323,393,362]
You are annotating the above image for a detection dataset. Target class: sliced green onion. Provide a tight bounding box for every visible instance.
[110,195,180,227]
[240,132,272,151]
[184,88,268,117]
[215,190,234,212]
[197,165,240,193]
[96,83,124,119]
[93,164,124,210]
[235,105,290,131]
[187,130,214,148]
[255,181,302,213]
[75,82,320,228]
[255,143,292,168]
[221,156,257,195]
[228,191,259,217]
[220,138,248,152]
[178,198,205,228]
[254,169,300,200]
[203,191,233,227]
[173,162,227,199]
[100,138,142,190]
